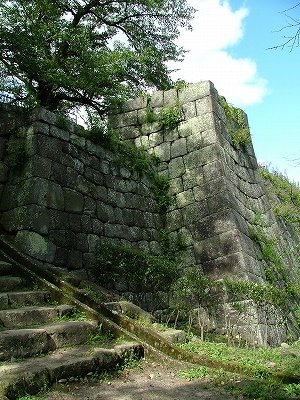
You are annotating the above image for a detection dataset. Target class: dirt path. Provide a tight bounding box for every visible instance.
[43,359,239,400]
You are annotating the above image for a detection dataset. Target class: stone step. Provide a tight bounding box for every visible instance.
[0,290,51,310]
[0,261,13,275]
[0,304,74,328]
[0,320,98,361]
[0,276,25,293]
[0,342,143,399]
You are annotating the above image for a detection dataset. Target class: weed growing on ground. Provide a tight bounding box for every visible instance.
[87,329,115,345]
[55,308,87,322]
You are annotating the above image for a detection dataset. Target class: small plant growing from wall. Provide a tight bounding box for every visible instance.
[219,96,251,151]
[160,102,183,130]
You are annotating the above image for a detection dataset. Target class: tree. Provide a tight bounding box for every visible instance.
[0,0,194,117]
[268,3,300,51]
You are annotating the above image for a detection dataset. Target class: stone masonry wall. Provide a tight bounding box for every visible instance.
[1,81,299,345]
[111,81,300,344]
[111,81,266,280]
[0,108,163,278]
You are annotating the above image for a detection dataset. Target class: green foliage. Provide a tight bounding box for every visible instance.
[160,103,183,130]
[179,365,210,379]
[295,308,300,326]
[145,103,157,124]
[224,278,287,307]
[92,241,179,294]
[179,338,300,399]
[230,127,251,150]
[6,130,28,169]
[0,0,194,116]
[87,329,115,346]
[159,229,187,259]
[219,96,251,151]
[249,224,286,285]
[260,166,300,226]
[117,350,141,371]
[150,173,174,214]
[170,266,221,311]
[82,285,106,302]
[56,114,71,131]
[173,79,188,90]
[55,308,87,322]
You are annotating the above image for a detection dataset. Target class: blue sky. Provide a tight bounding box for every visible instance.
[170,0,300,183]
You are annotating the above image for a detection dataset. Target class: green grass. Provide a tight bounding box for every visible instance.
[55,308,87,322]
[179,339,300,378]
[178,338,300,399]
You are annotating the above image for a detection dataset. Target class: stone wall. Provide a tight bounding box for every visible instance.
[111,81,300,344]
[1,81,299,345]
[0,108,163,278]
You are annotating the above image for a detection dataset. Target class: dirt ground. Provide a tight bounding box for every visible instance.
[42,359,239,400]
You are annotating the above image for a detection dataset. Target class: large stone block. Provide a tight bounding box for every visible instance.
[169,157,185,179]
[178,81,216,104]
[193,210,238,241]
[15,230,56,263]
[122,96,147,112]
[110,110,138,128]
[31,108,57,125]
[64,188,84,213]
[47,181,64,210]
[183,201,210,227]
[119,125,141,140]
[37,134,63,162]
[182,101,197,120]
[1,204,50,234]
[68,213,81,232]
[171,138,187,158]
[163,88,178,106]
[0,162,8,183]
[169,177,183,194]
[186,131,203,152]
[176,189,194,208]
[153,142,171,162]
[166,209,183,232]
[202,128,218,147]
[203,160,224,182]
[50,125,70,141]
[96,202,115,223]
[194,229,243,263]
[195,95,213,116]
[184,144,220,170]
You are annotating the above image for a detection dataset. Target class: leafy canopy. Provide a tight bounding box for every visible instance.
[0,0,194,116]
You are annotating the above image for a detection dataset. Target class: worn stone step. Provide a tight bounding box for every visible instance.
[0,305,74,328]
[0,290,51,310]
[0,342,143,399]
[0,261,13,275]
[0,276,25,293]
[0,320,98,361]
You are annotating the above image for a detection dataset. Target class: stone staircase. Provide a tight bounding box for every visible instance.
[0,257,143,400]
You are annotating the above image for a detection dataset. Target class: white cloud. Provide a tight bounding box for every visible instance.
[170,0,268,106]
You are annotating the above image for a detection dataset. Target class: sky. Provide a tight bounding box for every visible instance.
[170,0,300,184]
